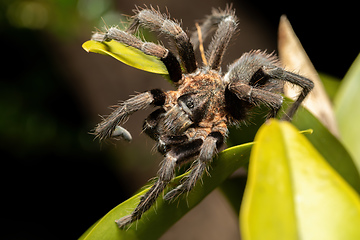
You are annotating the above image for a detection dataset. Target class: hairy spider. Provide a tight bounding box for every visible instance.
[91,6,314,228]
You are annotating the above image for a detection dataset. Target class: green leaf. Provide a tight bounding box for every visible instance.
[334,53,360,172]
[226,99,360,193]
[79,142,253,240]
[220,175,247,213]
[240,119,360,240]
[291,101,360,193]
[318,72,341,101]
[82,40,169,75]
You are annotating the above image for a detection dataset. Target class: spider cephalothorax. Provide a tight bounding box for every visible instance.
[91,6,314,228]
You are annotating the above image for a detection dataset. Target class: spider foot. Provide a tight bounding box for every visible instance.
[163,184,185,202]
[112,126,132,141]
[115,214,133,229]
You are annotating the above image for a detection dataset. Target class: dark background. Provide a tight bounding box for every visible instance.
[1,0,358,239]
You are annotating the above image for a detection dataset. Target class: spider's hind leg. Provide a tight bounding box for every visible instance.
[228,77,284,119]
[164,131,224,201]
[261,67,314,120]
[115,138,204,228]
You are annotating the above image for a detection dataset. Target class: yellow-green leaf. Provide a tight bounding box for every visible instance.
[240,119,360,240]
[79,142,253,240]
[82,40,169,75]
[335,53,360,172]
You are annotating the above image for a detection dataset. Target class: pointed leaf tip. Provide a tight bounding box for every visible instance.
[278,16,339,137]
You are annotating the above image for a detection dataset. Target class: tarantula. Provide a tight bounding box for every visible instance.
[91,6,313,228]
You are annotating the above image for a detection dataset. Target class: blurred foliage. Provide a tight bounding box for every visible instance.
[0,31,94,157]
[1,0,123,38]
[335,54,360,172]
[0,0,109,159]
[319,73,341,101]
[0,1,130,239]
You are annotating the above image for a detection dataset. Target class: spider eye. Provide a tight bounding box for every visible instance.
[186,100,194,109]
[178,94,194,115]
[177,93,209,123]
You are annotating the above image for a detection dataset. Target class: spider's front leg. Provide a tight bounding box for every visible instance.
[115,138,204,228]
[94,89,166,141]
[164,130,225,201]
[127,7,197,73]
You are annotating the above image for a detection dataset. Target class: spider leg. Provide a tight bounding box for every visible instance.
[190,6,235,49]
[112,126,132,141]
[164,131,224,201]
[92,28,182,82]
[261,67,314,120]
[127,7,197,73]
[94,89,166,141]
[115,138,203,228]
[203,7,237,70]
[228,81,284,118]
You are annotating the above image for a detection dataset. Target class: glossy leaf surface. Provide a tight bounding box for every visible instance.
[240,120,360,240]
